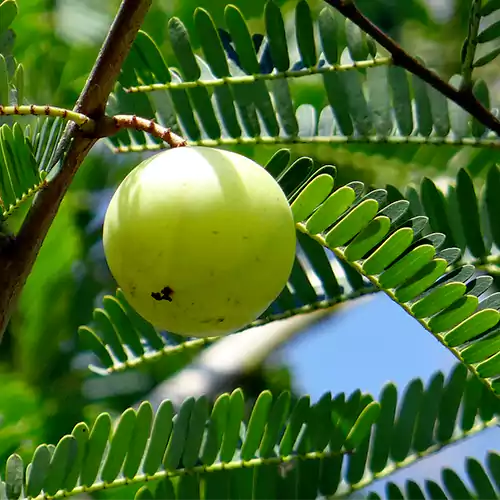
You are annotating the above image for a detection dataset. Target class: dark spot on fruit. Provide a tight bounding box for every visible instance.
[151,286,174,302]
[243,236,249,240]
[217,317,225,323]
[212,230,220,235]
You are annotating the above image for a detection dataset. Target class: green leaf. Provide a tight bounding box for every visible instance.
[264,148,290,179]
[322,73,354,135]
[462,327,500,364]
[476,350,500,378]
[411,282,467,319]
[456,168,487,258]
[325,199,379,248]
[448,75,470,138]
[421,178,455,247]
[412,73,433,136]
[78,326,113,369]
[194,9,229,77]
[116,289,165,351]
[241,391,273,460]
[93,308,128,363]
[428,295,479,334]
[291,174,334,223]
[177,474,200,499]
[437,364,468,442]
[478,19,500,43]
[428,87,450,136]
[279,396,310,456]
[394,258,448,303]
[163,397,195,471]
[135,486,154,500]
[182,396,209,469]
[134,31,171,83]
[225,6,259,75]
[5,455,22,500]
[123,402,153,478]
[168,18,200,80]
[485,165,500,248]
[472,80,490,138]
[201,394,229,466]
[413,372,444,452]
[391,379,423,462]
[344,216,391,262]
[481,0,500,16]
[0,1,17,35]
[264,1,289,71]
[369,383,397,473]
[80,413,112,487]
[305,186,356,234]
[295,0,317,67]
[298,232,342,298]
[103,296,145,357]
[25,446,51,498]
[345,402,380,449]
[101,408,136,483]
[260,391,291,458]
[388,66,413,135]
[468,458,497,498]
[318,7,338,64]
[64,423,89,491]
[362,227,414,276]
[343,71,373,135]
[367,66,392,136]
[44,436,77,496]
[278,156,314,198]
[379,245,435,290]
[143,400,174,475]
[220,390,245,463]
[473,46,500,67]
[270,79,298,136]
[445,309,500,347]
[345,19,368,61]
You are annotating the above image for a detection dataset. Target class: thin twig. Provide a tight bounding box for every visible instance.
[125,57,393,93]
[323,0,500,135]
[0,0,152,340]
[0,105,94,131]
[110,115,187,147]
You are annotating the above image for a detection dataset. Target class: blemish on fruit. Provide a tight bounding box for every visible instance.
[151,286,174,302]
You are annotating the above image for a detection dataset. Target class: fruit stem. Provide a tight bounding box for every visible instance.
[110,115,187,147]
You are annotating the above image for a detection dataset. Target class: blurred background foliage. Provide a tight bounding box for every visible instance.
[1,0,494,497]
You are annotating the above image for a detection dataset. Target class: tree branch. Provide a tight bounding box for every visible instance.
[0,0,152,340]
[323,0,500,135]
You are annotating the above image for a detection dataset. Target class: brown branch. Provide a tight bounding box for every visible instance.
[323,0,500,135]
[0,0,152,339]
[106,115,187,148]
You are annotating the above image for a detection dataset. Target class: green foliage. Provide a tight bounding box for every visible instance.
[2,365,498,499]
[0,388,379,499]
[106,1,500,183]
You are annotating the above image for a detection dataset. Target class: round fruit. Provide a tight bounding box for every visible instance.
[103,146,296,337]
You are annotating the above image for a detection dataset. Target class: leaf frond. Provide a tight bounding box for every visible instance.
[106,1,500,178]
[0,388,379,500]
[291,161,500,399]
[3,367,498,499]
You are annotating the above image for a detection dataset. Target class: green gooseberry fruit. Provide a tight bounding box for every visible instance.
[103,146,296,337]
